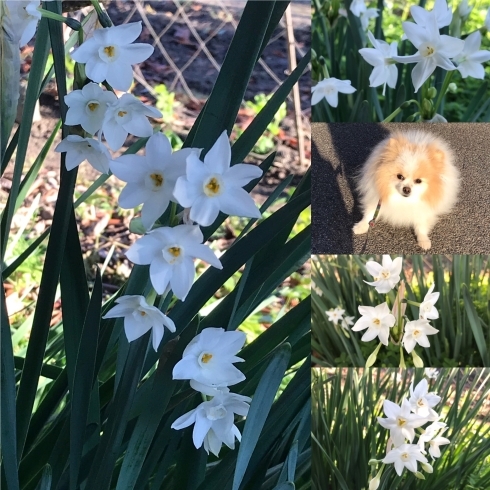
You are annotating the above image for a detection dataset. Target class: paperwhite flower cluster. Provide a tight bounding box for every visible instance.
[55,20,263,314]
[314,0,490,106]
[368,377,449,489]
[3,0,42,48]
[171,328,250,456]
[351,255,440,366]
[325,306,354,330]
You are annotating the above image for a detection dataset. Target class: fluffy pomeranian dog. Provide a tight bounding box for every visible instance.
[352,131,460,250]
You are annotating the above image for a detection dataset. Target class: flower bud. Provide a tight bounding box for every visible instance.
[369,476,381,490]
[422,98,433,115]
[448,83,457,94]
[366,342,382,368]
[411,349,424,367]
[421,463,434,473]
[414,471,426,480]
[427,87,437,99]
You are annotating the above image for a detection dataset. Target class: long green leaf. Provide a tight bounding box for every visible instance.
[232,343,292,490]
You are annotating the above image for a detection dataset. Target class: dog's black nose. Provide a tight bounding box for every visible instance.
[402,187,411,196]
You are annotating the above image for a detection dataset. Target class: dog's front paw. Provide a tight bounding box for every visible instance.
[417,236,432,250]
[353,221,369,235]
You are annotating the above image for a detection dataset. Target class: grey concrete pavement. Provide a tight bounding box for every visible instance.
[312,123,490,254]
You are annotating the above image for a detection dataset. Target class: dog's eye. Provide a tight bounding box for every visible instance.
[397,174,404,180]
[415,178,422,184]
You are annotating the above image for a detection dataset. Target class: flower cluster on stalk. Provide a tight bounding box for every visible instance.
[368,375,450,489]
[346,255,440,368]
[312,0,490,114]
[19,10,266,457]
[170,328,250,456]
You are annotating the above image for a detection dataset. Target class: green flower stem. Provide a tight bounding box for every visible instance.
[405,299,421,308]
[433,70,454,113]
[382,99,420,122]
[37,7,82,30]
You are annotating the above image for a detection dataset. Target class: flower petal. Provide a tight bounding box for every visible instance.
[203,130,231,174]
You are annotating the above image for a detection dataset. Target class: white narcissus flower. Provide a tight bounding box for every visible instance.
[364,255,403,293]
[173,131,263,227]
[424,368,439,379]
[393,12,464,92]
[408,378,440,419]
[102,295,175,351]
[351,302,396,345]
[54,135,112,173]
[377,398,427,447]
[64,83,117,135]
[126,224,222,300]
[453,31,490,79]
[402,319,439,353]
[341,316,355,329]
[349,0,366,17]
[419,283,439,320]
[326,307,345,325]
[418,424,450,459]
[171,391,250,456]
[71,21,154,92]
[5,0,41,47]
[311,78,356,107]
[359,31,398,95]
[359,8,379,31]
[110,132,200,231]
[172,327,246,387]
[101,93,162,151]
[382,444,429,476]
[410,0,452,30]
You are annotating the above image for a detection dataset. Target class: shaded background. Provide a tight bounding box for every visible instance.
[312,122,490,254]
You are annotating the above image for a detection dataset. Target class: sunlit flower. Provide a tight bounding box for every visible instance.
[352,302,396,345]
[326,307,345,324]
[410,0,452,30]
[110,132,200,230]
[71,21,154,91]
[424,368,439,379]
[364,255,402,293]
[102,295,175,351]
[126,224,222,300]
[64,82,117,135]
[5,0,41,47]
[173,131,263,226]
[101,93,162,151]
[54,135,112,173]
[378,398,427,447]
[408,379,440,419]
[453,31,490,79]
[419,283,439,320]
[418,424,450,459]
[311,77,356,107]
[382,444,429,476]
[393,12,464,92]
[359,32,398,95]
[173,327,246,387]
[171,391,250,456]
[402,319,439,353]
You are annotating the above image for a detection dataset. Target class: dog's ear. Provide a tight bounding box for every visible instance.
[429,147,446,164]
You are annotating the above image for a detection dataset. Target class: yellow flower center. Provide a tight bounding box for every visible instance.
[413,329,420,337]
[150,173,164,187]
[140,311,146,316]
[417,399,425,407]
[373,318,381,326]
[401,452,410,461]
[205,177,220,196]
[118,110,128,118]
[201,353,213,363]
[88,102,99,112]
[168,246,181,257]
[381,271,390,279]
[397,417,406,427]
[104,45,116,57]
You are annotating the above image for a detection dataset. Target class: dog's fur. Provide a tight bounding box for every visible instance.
[352,131,460,250]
